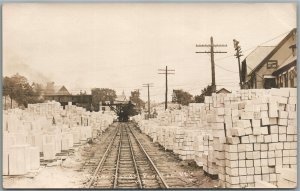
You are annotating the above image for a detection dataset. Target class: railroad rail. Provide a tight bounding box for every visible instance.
[86,123,168,189]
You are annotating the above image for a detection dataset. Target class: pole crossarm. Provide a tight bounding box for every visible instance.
[196,44,227,47]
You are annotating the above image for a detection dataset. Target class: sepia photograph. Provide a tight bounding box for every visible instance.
[2,2,297,189]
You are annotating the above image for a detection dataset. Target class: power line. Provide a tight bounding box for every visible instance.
[214,30,290,62]
[215,64,239,73]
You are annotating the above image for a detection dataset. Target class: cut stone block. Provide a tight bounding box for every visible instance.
[252,127,261,135]
[261,127,269,135]
[279,134,287,142]
[279,111,288,119]
[254,167,262,175]
[9,145,30,175]
[3,148,9,175]
[226,136,240,144]
[268,102,278,118]
[230,128,245,137]
[264,135,271,143]
[224,144,238,152]
[288,111,296,119]
[270,88,289,97]
[237,120,251,128]
[261,118,270,126]
[72,130,81,144]
[241,136,250,143]
[260,103,268,111]
[43,143,56,160]
[55,133,62,154]
[62,133,74,150]
[251,119,261,127]
[28,146,40,170]
[255,180,277,188]
[247,167,255,175]
[278,118,288,126]
[253,159,261,167]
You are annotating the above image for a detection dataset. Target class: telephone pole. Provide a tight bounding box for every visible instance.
[10,88,13,109]
[158,66,175,110]
[142,83,153,118]
[233,39,243,89]
[196,37,227,93]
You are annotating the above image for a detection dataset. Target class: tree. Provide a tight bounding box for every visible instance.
[129,90,145,114]
[32,82,45,102]
[3,74,44,108]
[172,89,193,106]
[118,101,138,122]
[44,82,55,95]
[194,85,213,103]
[91,88,117,111]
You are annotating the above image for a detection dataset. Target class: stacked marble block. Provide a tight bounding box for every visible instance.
[178,128,202,160]
[134,88,297,188]
[3,131,40,176]
[219,88,297,188]
[201,93,231,176]
[3,101,116,176]
[202,134,217,175]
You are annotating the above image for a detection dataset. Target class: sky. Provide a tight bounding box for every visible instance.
[3,3,296,102]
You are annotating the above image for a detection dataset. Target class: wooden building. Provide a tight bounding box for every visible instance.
[241,28,297,89]
[44,85,92,110]
[216,88,231,94]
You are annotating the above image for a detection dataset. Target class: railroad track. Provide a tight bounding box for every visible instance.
[87,123,168,189]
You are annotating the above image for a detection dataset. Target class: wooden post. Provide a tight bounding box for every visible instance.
[196,37,227,93]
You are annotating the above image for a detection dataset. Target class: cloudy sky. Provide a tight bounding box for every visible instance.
[3,3,296,102]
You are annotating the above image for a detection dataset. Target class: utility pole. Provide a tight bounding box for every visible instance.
[196,37,227,93]
[4,95,6,110]
[142,83,153,118]
[233,39,243,89]
[10,88,13,109]
[158,66,175,110]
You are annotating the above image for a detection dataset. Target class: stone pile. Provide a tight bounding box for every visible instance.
[3,101,116,176]
[133,88,297,188]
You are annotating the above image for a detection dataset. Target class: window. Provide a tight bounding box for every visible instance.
[264,78,276,89]
[267,60,278,69]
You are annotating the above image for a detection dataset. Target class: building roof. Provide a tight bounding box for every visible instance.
[247,28,297,76]
[216,88,231,94]
[244,46,275,75]
[56,86,71,95]
[273,55,297,76]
